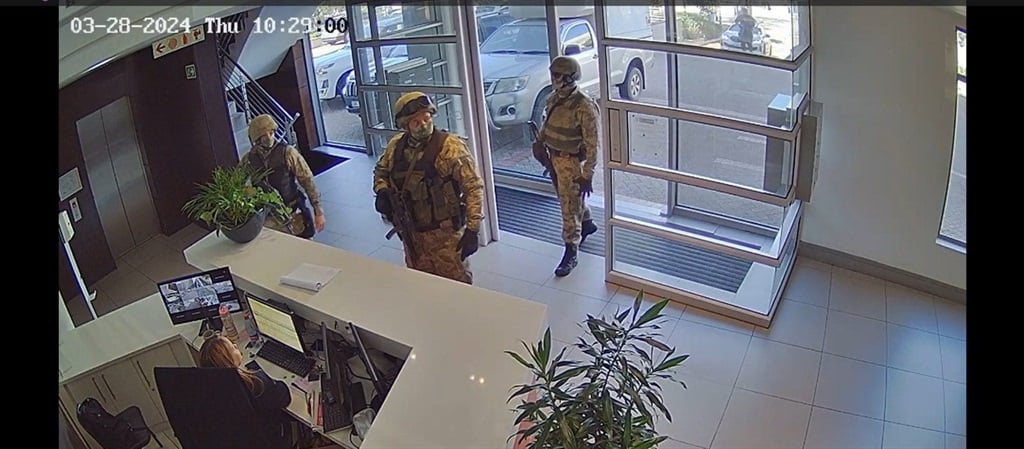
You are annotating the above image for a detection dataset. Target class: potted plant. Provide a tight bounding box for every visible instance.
[181,164,292,243]
[507,291,689,449]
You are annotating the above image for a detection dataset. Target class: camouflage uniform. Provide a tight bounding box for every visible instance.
[541,88,600,246]
[373,120,485,285]
[539,56,601,276]
[238,143,321,238]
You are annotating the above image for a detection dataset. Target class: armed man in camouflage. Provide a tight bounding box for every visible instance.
[536,56,600,277]
[372,92,485,284]
[240,114,326,239]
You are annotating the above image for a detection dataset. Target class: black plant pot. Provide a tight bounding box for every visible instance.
[221,208,268,244]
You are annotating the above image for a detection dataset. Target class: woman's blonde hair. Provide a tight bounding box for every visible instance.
[198,335,264,395]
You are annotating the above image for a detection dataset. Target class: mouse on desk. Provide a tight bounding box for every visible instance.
[245,360,262,371]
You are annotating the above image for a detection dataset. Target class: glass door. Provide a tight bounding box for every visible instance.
[346,1,495,242]
[595,1,812,327]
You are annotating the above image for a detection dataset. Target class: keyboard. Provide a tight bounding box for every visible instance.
[321,393,350,432]
[256,339,314,377]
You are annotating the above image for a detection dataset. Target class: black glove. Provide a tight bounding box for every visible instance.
[456,228,479,260]
[374,191,392,216]
[576,177,593,198]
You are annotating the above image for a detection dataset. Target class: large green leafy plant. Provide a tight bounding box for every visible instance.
[181,164,291,233]
[507,291,689,449]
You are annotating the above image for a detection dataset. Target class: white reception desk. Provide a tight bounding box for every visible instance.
[183,229,548,449]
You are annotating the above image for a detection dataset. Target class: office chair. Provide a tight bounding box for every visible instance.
[76,397,162,449]
[153,367,285,449]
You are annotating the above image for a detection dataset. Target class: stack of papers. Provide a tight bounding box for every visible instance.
[280,263,340,292]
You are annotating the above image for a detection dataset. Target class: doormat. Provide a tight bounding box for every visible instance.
[305,150,349,176]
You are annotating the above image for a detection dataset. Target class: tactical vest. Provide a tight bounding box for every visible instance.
[247,143,303,207]
[540,90,589,157]
[390,130,465,231]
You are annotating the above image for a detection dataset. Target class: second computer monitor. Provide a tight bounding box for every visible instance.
[246,294,305,354]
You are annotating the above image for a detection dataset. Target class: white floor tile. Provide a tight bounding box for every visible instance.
[938,336,966,384]
[666,319,752,387]
[829,268,886,321]
[604,287,686,319]
[755,299,827,351]
[881,421,945,449]
[945,433,966,449]
[543,252,618,301]
[884,283,939,333]
[472,243,560,285]
[813,353,887,420]
[803,407,884,449]
[473,269,543,301]
[710,388,811,449]
[824,310,887,365]
[529,286,609,344]
[660,438,706,449]
[736,337,821,404]
[886,324,942,379]
[655,375,732,449]
[782,260,832,308]
[680,306,755,336]
[933,299,966,341]
[885,368,945,432]
[943,381,966,436]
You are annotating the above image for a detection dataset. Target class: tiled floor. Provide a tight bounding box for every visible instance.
[64,148,967,449]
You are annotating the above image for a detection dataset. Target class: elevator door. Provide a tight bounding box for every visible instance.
[76,97,161,259]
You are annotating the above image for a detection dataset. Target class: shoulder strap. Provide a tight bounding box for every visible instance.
[418,130,448,179]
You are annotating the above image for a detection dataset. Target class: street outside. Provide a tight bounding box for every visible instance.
[316,5,965,243]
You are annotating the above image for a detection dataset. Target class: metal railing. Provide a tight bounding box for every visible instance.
[217,46,299,147]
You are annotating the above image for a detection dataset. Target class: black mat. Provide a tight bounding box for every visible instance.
[305,150,349,176]
[495,186,752,293]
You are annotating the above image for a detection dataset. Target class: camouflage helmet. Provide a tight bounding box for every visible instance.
[248,114,278,143]
[394,91,437,128]
[550,56,582,82]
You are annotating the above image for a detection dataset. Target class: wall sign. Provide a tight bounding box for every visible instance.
[185,64,197,79]
[59,167,83,202]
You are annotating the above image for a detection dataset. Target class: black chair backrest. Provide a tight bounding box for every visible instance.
[153,367,275,449]
[76,398,151,449]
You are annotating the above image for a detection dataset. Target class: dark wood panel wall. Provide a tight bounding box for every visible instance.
[259,39,322,155]
[58,35,237,298]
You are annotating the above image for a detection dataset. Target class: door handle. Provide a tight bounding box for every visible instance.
[101,374,116,401]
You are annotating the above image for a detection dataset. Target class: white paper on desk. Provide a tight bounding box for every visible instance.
[280,263,340,292]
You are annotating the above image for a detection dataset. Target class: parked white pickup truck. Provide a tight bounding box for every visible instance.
[481,5,654,129]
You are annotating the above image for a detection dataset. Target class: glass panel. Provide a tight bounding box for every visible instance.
[312,3,364,148]
[939,79,966,246]
[374,2,456,38]
[607,47,800,129]
[355,43,463,88]
[607,4,809,62]
[771,215,800,304]
[610,225,781,315]
[359,89,467,137]
[484,6,554,180]
[356,47,382,84]
[611,170,780,257]
[957,29,966,77]
[350,3,372,41]
[675,181,784,231]
[623,111,794,196]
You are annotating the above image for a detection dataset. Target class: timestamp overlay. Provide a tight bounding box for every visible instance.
[68,16,196,35]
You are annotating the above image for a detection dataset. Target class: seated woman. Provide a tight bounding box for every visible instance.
[198,335,293,449]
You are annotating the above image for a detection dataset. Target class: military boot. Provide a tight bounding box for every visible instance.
[580,219,598,245]
[555,244,579,277]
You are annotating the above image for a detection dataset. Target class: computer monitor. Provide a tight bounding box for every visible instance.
[349,323,389,410]
[245,294,305,354]
[321,323,357,431]
[157,267,242,325]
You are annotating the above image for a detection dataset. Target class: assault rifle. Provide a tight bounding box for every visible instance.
[526,120,557,188]
[382,188,418,261]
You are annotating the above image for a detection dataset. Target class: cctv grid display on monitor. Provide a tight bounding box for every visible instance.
[157,267,241,324]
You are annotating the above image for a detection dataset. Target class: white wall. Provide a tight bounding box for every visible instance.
[806,6,966,290]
